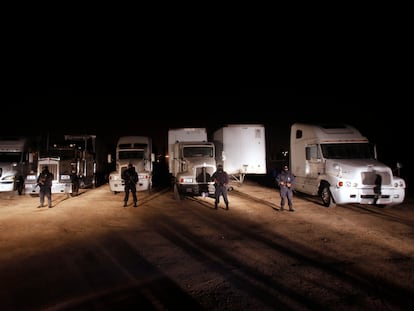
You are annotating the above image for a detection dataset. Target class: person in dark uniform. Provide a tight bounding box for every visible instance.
[122,163,138,207]
[211,164,229,210]
[37,166,54,208]
[276,165,295,212]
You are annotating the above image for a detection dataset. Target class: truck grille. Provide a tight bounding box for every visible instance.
[361,171,391,186]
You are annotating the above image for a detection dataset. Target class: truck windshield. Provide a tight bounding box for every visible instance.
[321,143,375,159]
[41,149,79,161]
[0,152,22,163]
[183,147,213,158]
[119,150,145,160]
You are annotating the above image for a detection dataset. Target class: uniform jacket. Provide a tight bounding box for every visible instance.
[122,167,138,187]
[37,170,54,189]
[212,169,229,186]
[276,170,295,189]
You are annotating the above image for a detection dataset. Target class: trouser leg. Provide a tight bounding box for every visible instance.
[39,191,44,206]
[280,188,287,210]
[124,188,130,206]
[46,189,52,207]
[287,190,294,211]
[222,188,229,209]
[215,189,220,208]
[132,191,137,207]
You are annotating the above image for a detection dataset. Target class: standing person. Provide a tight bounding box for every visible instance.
[37,165,54,208]
[70,168,80,195]
[276,165,295,212]
[122,163,138,208]
[212,164,229,210]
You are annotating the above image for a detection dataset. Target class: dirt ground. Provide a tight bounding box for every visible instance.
[0,181,413,310]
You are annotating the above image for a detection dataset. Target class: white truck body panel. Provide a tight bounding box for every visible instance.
[109,136,154,193]
[168,128,216,199]
[213,124,267,183]
[290,123,406,206]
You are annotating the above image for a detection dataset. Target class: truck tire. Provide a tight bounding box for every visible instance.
[320,184,336,208]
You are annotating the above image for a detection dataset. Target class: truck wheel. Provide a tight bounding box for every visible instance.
[320,184,336,208]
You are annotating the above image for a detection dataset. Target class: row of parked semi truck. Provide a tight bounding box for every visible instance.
[0,123,406,207]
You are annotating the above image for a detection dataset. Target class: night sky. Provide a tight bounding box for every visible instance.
[18,87,411,193]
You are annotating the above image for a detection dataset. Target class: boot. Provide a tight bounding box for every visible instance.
[214,203,218,209]
[289,206,295,212]
[133,202,137,207]
[225,203,229,210]
[280,206,284,211]
[123,202,127,207]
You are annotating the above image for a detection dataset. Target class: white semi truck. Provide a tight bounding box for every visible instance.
[168,128,216,200]
[213,124,267,184]
[25,134,99,196]
[0,137,37,195]
[290,122,406,207]
[109,136,154,193]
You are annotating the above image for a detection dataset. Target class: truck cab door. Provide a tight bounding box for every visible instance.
[305,144,324,178]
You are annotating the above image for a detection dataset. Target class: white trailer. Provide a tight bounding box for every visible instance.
[290,122,406,207]
[109,136,154,193]
[213,124,267,184]
[168,128,216,199]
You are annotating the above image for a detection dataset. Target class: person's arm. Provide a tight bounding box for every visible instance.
[276,174,284,186]
[224,173,229,185]
[288,174,295,188]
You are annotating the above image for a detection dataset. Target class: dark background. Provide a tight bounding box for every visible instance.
[16,87,411,195]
